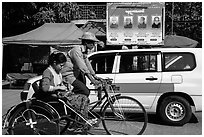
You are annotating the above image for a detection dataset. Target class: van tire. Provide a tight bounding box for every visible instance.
[158,96,192,126]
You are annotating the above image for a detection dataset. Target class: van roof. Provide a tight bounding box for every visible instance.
[89,48,201,56]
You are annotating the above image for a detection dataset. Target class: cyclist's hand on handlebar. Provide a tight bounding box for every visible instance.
[91,79,101,86]
[93,75,104,82]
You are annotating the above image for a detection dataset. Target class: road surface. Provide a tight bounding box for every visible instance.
[2,89,202,135]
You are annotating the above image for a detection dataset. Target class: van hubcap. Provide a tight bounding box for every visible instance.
[165,102,185,121]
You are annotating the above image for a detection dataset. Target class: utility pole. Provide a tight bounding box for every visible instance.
[172,2,174,35]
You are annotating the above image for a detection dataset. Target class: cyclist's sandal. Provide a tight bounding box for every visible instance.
[87,118,101,127]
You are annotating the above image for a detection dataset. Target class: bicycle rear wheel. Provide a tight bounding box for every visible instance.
[102,96,148,135]
[8,104,60,135]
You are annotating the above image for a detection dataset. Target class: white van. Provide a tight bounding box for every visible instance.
[21,48,202,126]
[87,48,202,126]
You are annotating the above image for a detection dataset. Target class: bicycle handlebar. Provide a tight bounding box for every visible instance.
[91,77,113,86]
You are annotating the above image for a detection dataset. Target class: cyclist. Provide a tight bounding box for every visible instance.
[61,32,101,94]
[59,32,102,129]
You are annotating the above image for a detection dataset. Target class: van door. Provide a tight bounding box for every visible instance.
[87,52,117,102]
[114,51,162,109]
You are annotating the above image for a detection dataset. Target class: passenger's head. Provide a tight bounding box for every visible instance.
[81,32,99,50]
[48,52,67,73]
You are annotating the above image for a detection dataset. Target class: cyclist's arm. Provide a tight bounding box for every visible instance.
[83,54,103,81]
[84,55,95,76]
[86,73,100,85]
[70,48,100,85]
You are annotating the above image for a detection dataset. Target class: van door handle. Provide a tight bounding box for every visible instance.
[146,77,158,81]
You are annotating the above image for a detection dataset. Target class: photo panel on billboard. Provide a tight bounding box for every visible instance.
[110,16,119,28]
[124,16,133,28]
[152,16,161,28]
[138,16,147,29]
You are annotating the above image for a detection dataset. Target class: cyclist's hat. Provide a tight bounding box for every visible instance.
[81,32,99,42]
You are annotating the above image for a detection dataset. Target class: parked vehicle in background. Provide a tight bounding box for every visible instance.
[21,48,202,126]
[87,48,202,126]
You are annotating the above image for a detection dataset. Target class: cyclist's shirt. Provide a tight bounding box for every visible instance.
[61,45,95,84]
[61,58,76,84]
[69,45,95,76]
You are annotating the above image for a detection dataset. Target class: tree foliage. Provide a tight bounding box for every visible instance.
[33,2,80,25]
[2,2,80,37]
[165,2,202,47]
[2,2,38,37]
[2,2,37,26]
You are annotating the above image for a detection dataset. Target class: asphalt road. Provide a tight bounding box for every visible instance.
[2,89,202,135]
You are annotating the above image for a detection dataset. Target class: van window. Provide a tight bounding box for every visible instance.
[164,53,196,71]
[119,53,157,73]
[89,53,115,74]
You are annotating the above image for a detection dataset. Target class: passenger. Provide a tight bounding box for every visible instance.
[35,52,67,101]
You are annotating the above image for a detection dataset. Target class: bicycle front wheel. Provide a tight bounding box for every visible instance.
[102,96,148,135]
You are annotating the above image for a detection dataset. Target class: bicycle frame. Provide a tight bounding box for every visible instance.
[89,81,121,114]
[89,90,121,113]
[55,99,93,126]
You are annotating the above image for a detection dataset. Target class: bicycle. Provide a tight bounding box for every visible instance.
[3,78,148,135]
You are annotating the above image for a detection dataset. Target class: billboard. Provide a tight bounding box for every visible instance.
[107,2,165,46]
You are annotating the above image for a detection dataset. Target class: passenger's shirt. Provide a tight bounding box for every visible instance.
[41,66,63,92]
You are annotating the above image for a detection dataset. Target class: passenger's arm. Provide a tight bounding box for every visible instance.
[41,70,66,92]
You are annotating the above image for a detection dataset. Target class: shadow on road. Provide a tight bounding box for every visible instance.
[147,114,198,126]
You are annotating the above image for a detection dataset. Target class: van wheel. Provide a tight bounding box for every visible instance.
[158,96,192,126]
